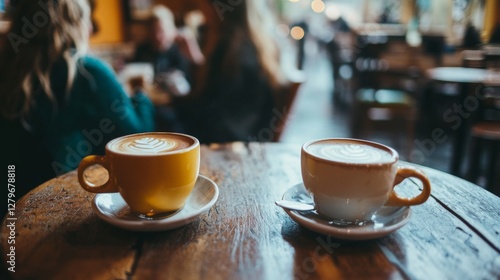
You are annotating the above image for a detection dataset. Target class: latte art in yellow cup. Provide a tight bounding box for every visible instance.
[78,132,200,219]
[109,134,192,154]
[301,138,431,225]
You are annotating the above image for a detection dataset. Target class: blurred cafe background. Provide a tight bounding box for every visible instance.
[0,0,499,198]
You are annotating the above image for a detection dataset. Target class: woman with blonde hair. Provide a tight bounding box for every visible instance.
[174,0,288,143]
[0,0,155,199]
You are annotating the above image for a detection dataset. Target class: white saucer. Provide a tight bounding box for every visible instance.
[92,175,219,232]
[281,183,411,240]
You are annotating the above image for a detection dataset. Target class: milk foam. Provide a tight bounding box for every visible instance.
[306,141,394,164]
[110,135,192,154]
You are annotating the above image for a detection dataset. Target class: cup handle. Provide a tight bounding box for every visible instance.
[385,166,431,206]
[77,155,118,193]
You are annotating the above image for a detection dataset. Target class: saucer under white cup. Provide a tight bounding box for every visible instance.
[92,175,219,231]
[280,183,412,240]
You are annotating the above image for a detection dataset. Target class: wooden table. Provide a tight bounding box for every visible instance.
[2,143,500,279]
[425,67,500,176]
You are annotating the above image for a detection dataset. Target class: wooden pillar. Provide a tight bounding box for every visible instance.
[400,0,416,25]
[89,0,125,45]
[482,0,499,42]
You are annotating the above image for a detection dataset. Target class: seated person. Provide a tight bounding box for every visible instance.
[130,5,205,131]
[0,0,155,204]
[173,0,288,143]
[131,5,204,81]
[462,22,482,49]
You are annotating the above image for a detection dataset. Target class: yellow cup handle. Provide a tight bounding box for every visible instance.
[385,166,431,206]
[77,155,118,193]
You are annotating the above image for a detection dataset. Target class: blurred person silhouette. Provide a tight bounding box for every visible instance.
[130,5,205,132]
[0,0,155,204]
[293,20,308,70]
[378,6,398,24]
[326,15,354,105]
[131,5,204,79]
[462,22,482,49]
[173,0,288,143]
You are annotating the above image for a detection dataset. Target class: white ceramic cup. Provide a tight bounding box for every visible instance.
[301,138,431,225]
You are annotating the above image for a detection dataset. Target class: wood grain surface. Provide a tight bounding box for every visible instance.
[1,143,499,280]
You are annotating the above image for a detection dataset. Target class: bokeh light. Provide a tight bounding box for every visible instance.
[276,24,290,37]
[311,0,325,13]
[325,4,341,20]
[290,26,305,40]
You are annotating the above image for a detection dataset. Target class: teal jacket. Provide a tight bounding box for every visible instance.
[42,55,155,173]
[1,55,155,191]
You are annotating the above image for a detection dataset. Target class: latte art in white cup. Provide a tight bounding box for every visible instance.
[301,138,431,225]
[109,134,193,154]
[306,141,394,164]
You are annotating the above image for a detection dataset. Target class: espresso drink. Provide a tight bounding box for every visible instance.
[305,140,395,164]
[109,134,193,154]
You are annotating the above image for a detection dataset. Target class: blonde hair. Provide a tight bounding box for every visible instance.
[150,5,175,26]
[147,5,177,38]
[246,0,287,89]
[0,0,91,121]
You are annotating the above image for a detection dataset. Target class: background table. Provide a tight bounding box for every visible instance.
[427,67,500,176]
[425,67,499,176]
[2,143,499,279]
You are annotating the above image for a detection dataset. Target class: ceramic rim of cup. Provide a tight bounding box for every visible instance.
[302,138,399,167]
[105,132,199,157]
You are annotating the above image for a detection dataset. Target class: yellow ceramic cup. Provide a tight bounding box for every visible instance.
[78,132,200,218]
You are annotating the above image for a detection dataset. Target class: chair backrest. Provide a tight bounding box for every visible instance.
[462,50,486,69]
[271,71,305,142]
[476,82,500,122]
[484,52,500,70]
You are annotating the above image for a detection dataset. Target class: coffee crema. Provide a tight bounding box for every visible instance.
[109,134,193,154]
[306,141,394,164]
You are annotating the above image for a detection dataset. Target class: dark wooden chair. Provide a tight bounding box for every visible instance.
[350,41,419,158]
[271,70,305,142]
[352,87,417,157]
[467,122,500,195]
[466,83,500,195]
[461,50,486,69]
